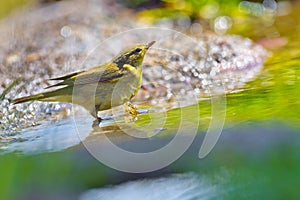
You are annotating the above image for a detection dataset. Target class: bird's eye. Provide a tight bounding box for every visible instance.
[135,48,142,53]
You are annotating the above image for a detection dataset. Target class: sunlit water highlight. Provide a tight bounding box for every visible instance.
[80,172,228,200]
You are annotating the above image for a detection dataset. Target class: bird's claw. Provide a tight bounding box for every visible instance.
[124,102,140,118]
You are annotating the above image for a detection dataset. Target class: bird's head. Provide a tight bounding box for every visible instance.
[113,41,155,68]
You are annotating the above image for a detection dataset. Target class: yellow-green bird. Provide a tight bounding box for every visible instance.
[13,41,155,121]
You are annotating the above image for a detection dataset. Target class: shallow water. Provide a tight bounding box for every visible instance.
[1,115,92,154]
[0,0,300,199]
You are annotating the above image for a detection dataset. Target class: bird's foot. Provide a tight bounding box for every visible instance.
[124,102,140,119]
[97,117,102,122]
[92,117,102,126]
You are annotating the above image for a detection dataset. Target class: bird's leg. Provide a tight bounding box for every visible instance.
[96,117,102,123]
[90,105,102,123]
[124,102,140,117]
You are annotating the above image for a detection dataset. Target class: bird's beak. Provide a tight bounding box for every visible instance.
[146,41,156,49]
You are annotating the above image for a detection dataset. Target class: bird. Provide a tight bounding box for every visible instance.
[13,41,155,122]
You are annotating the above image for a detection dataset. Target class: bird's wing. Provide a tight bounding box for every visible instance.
[46,63,126,89]
[49,71,82,81]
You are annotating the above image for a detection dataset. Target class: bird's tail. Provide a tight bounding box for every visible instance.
[12,88,71,104]
[12,93,45,104]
